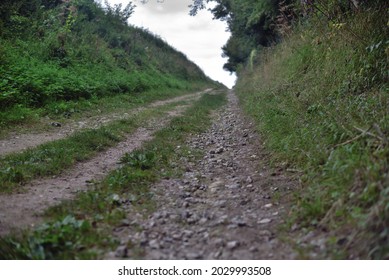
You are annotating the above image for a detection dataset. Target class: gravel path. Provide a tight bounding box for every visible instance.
[107,91,299,259]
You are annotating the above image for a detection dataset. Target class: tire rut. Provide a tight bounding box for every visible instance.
[0,89,210,157]
[0,104,191,236]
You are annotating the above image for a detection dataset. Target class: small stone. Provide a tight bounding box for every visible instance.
[149,239,160,249]
[258,218,272,224]
[115,245,128,258]
[51,122,62,127]
[213,238,224,247]
[186,252,202,259]
[246,176,253,184]
[249,246,258,252]
[226,241,240,250]
[120,219,130,226]
[258,230,272,236]
[264,203,273,208]
[231,216,247,227]
[227,183,240,189]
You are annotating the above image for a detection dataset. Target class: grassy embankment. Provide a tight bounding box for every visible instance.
[236,6,388,258]
[0,0,216,132]
[0,92,227,259]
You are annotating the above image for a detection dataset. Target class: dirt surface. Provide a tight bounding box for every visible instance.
[0,90,209,156]
[0,105,190,236]
[106,91,300,259]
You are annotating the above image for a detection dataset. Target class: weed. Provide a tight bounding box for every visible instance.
[120,150,156,170]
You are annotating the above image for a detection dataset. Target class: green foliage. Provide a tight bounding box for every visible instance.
[120,150,156,170]
[236,5,388,258]
[0,215,96,259]
[191,0,292,72]
[0,0,211,128]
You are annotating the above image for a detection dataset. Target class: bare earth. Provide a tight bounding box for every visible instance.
[0,104,191,236]
[106,91,299,259]
[0,90,208,156]
[0,90,312,259]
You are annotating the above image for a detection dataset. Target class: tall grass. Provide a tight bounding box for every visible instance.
[236,6,388,258]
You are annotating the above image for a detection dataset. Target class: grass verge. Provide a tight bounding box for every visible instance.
[235,7,388,259]
[0,91,227,259]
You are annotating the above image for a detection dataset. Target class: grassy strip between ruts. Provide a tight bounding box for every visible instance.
[0,85,210,139]
[0,91,227,259]
[0,100,191,194]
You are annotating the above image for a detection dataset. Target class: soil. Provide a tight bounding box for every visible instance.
[105,91,300,259]
[0,90,208,156]
[0,90,314,259]
[0,105,191,236]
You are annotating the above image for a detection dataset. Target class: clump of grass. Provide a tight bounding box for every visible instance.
[0,92,227,259]
[236,6,388,259]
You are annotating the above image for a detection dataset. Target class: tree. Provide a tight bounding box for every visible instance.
[190,0,289,73]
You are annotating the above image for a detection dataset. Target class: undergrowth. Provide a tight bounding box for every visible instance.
[236,5,388,259]
[0,0,215,129]
[0,92,226,259]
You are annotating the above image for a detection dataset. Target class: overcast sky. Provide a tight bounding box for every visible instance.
[105,0,236,88]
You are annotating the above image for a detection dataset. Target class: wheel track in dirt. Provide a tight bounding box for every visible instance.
[0,100,196,236]
[0,89,211,157]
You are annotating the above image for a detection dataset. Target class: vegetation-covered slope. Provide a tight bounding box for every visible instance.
[0,0,213,128]
[193,0,388,258]
[237,3,388,258]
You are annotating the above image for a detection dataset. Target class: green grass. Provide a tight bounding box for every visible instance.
[0,101,187,193]
[0,85,211,138]
[0,91,227,259]
[236,7,388,259]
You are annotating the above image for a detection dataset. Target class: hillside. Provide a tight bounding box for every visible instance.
[0,0,387,261]
[232,1,388,258]
[0,0,214,130]
[191,0,388,259]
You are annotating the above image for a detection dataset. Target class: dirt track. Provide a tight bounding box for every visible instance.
[0,90,208,156]
[105,91,299,259]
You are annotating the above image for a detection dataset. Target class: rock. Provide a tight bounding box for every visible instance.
[246,176,253,184]
[231,216,247,227]
[120,219,131,226]
[227,183,240,189]
[149,239,160,249]
[258,218,272,224]
[249,246,258,252]
[186,252,202,259]
[115,245,128,258]
[51,122,62,127]
[226,241,240,250]
[264,203,273,208]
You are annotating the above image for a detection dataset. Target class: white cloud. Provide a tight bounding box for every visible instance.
[105,0,236,88]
